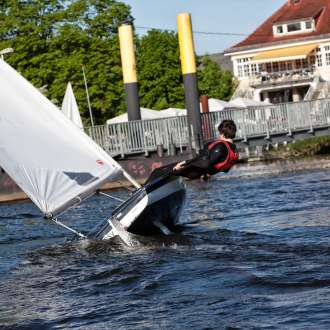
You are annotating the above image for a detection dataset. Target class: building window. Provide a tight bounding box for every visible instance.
[236,58,252,78]
[237,58,249,64]
[287,22,301,32]
[309,55,316,67]
[305,21,312,29]
[287,62,293,71]
[243,64,250,77]
[295,59,302,69]
[326,53,330,66]
[237,65,243,77]
[272,62,279,72]
[251,64,258,76]
[316,54,322,67]
[301,59,308,68]
[279,62,286,71]
[274,19,314,37]
[325,46,330,51]
[276,26,283,34]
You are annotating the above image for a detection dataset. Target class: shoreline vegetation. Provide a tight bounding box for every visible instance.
[263,136,330,160]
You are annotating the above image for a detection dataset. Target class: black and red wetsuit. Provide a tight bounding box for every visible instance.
[145,140,239,183]
[173,139,239,180]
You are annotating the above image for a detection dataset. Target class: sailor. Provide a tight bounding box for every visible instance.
[172,120,239,180]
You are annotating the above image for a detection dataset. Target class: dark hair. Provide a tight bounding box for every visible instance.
[218,120,236,139]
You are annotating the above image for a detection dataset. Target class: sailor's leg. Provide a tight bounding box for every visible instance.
[153,220,172,235]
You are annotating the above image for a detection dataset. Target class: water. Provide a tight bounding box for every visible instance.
[1,167,330,329]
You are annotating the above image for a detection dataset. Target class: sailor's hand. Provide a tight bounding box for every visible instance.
[173,161,186,171]
[200,174,211,182]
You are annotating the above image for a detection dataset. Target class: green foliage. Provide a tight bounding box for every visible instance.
[137,31,236,110]
[197,56,235,101]
[288,136,330,157]
[0,1,236,124]
[0,0,132,124]
[137,29,184,110]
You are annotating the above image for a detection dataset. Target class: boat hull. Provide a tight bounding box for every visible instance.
[90,175,186,239]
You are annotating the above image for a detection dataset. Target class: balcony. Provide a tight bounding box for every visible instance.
[250,68,314,88]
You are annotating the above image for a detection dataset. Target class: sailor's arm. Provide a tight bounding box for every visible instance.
[184,143,227,170]
[172,143,227,178]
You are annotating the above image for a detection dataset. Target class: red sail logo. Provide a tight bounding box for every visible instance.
[96,159,104,166]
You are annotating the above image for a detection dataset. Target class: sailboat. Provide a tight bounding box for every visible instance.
[61,82,84,130]
[0,59,186,242]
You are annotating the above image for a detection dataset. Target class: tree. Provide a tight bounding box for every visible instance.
[197,56,235,101]
[0,1,236,125]
[137,29,184,110]
[0,0,133,124]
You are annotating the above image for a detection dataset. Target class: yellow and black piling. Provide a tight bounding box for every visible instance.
[119,24,141,121]
[177,13,203,153]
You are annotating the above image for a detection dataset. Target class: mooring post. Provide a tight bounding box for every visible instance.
[157,144,164,158]
[118,24,141,121]
[200,95,209,114]
[200,95,212,141]
[177,13,203,154]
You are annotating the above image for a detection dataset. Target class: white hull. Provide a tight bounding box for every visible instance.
[89,175,186,240]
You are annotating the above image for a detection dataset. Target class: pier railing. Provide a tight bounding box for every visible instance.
[89,116,190,157]
[88,98,330,157]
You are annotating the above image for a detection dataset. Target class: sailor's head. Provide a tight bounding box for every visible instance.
[218,120,236,139]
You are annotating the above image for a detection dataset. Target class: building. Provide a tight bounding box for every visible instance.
[224,0,330,104]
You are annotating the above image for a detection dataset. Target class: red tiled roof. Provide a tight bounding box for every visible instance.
[227,0,330,52]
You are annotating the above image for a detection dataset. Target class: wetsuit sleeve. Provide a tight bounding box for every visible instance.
[173,143,228,179]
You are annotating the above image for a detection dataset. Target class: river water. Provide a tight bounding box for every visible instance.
[0,164,330,329]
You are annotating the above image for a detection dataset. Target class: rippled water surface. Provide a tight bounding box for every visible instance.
[1,167,330,329]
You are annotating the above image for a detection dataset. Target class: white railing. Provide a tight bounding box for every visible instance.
[304,75,320,101]
[88,98,330,156]
[89,116,189,157]
[251,68,314,87]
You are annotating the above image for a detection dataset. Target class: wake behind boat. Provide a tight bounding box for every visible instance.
[0,59,186,244]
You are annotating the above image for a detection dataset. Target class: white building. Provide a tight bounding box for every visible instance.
[225,0,330,104]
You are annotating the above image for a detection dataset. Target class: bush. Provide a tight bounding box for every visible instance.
[288,136,330,157]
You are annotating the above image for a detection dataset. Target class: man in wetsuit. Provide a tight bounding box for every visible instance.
[172,119,239,180]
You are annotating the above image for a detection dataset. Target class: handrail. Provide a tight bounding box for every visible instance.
[87,98,330,156]
[304,75,320,101]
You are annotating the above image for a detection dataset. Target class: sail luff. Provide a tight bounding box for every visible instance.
[122,171,141,189]
[0,59,127,216]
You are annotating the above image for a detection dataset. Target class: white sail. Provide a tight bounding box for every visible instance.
[0,59,126,217]
[61,82,84,130]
